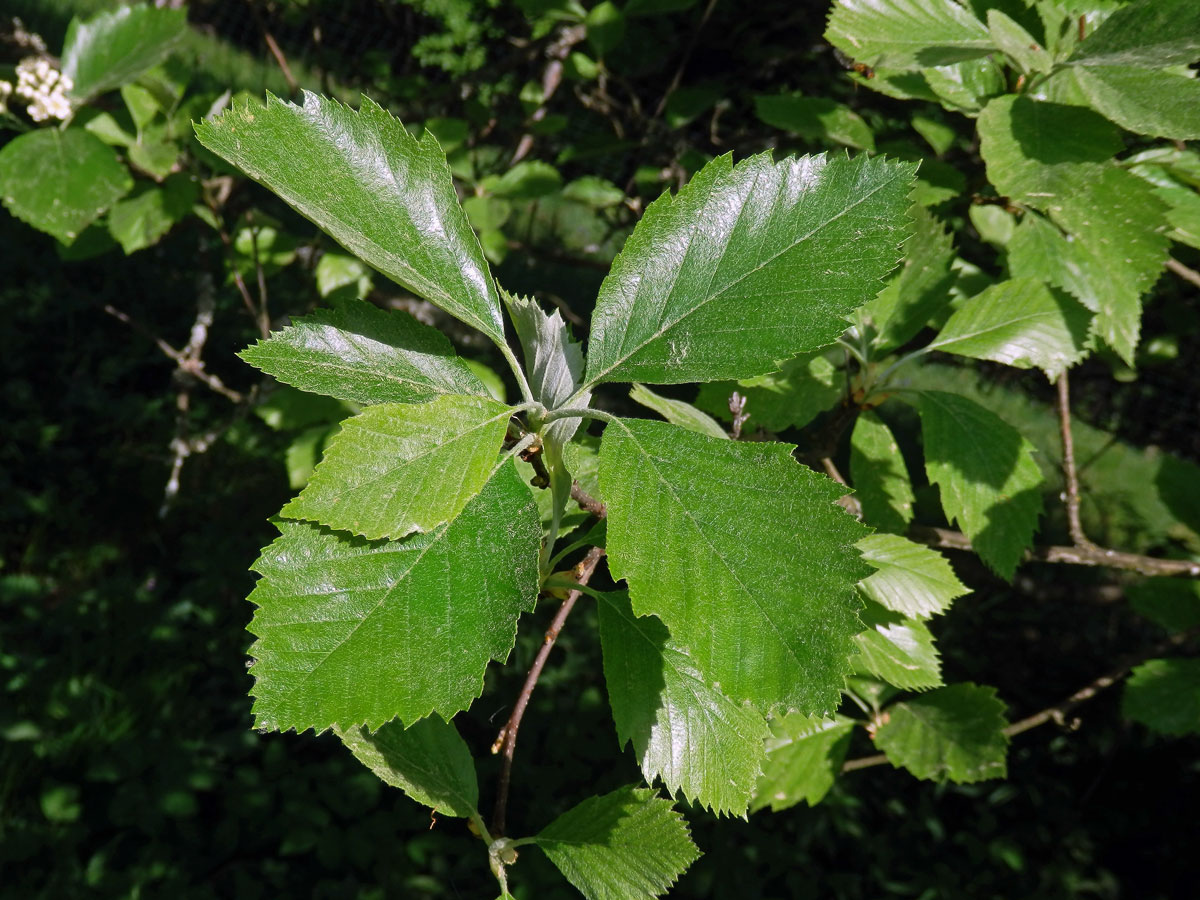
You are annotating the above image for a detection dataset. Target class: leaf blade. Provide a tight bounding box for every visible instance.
[825,0,993,70]
[750,713,854,812]
[62,4,189,101]
[856,534,969,619]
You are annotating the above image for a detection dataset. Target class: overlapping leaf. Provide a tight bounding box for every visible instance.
[597,591,769,816]
[195,93,507,344]
[928,277,1091,378]
[849,412,915,534]
[0,129,131,244]
[240,299,485,405]
[336,716,479,817]
[856,534,969,619]
[283,395,513,540]
[599,419,870,714]
[246,461,540,732]
[1122,659,1200,736]
[874,683,1009,783]
[825,0,993,70]
[1067,67,1200,140]
[506,292,589,449]
[630,384,729,440]
[584,152,914,386]
[852,600,942,691]
[918,391,1043,580]
[1066,0,1200,69]
[62,4,189,101]
[535,786,700,900]
[693,351,843,432]
[750,714,854,813]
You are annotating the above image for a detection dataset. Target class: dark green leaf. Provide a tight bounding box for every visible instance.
[584,152,914,386]
[1128,579,1200,633]
[195,93,507,344]
[750,714,854,812]
[1067,66,1200,140]
[1067,0,1200,68]
[536,786,700,900]
[62,4,188,102]
[107,174,197,254]
[336,716,479,817]
[0,129,131,244]
[239,299,486,405]
[694,351,843,433]
[754,93,875,151]
[850,412,915,534]
[599,418,870,714]
[1122,658,1200,736]
[246,461,540,731]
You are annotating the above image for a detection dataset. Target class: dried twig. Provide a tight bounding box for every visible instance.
[1166,257,1200,290]
[491,546,606,835]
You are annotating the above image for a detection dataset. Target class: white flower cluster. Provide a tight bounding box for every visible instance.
[0,80,11,116]
[13,57,74,122]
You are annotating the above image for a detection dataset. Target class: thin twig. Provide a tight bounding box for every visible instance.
[491,546,606,836]
[511,24,587,164]
[652,0,719,119]
[841,626,1200,773]
[820,456,863,519]
[248,2,299,94]
[1166,257,1200,290]
[1057,371,1095,549]
[908,525,1200,578]
[570,482,607,519]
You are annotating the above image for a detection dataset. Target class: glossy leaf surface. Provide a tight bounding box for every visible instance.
[584,152,914,386]
[283,395,513,540]
[852,600,942,690]
[62,4,188,101]
[825,0,992,70]
[597,591,769,816]
[856,534,968,619]
[196,93,507,344]
[599,419,870,714]
[246,462,539,731]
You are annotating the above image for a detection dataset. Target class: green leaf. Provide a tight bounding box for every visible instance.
[1066,66,1200,140]
[0,129,132,244]
[1122,658,1200,736]
[599,418,870,714]
[693,351,842,433]
[535,786,700,900]
[1128,579,1200,633]
[825,0,993,70]
[856,534,969,619]
[121,83,161,131]
[852,600,942,690]
[1067,0,1200,68]
[283,395,514,540]
[979,96,1169,363]
[486,160,563,199]
[969,204,1016,247]
[584,152,914,386]
[335,716,479,817]
[62,4,188,102]
[107,175,197,254]
[918,391,1043,580]
[862,204,956,353]
[506,292,589,449]
[874,683,1009,782]
[195,93,506,345]
[849,412,915,534]
[986,9,1053,73]
[750,714,854,812]
[246,460,540,731]
[597,590,769,816]
[927,277,1091,377]
[586,1,627,57]
[922,56,1006,114]
[563,175,626,208]
[629,384,729,440]
[1155,184,1200,249]
[754,93,875,151]
[315,252,374,300]
[239,298,486,406]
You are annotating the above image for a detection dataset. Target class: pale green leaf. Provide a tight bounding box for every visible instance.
[853,600,942,691]
[1067,0,1200,68]
[1155,184,1200,249]
[856,533,969,619]
[195,93,506,344]
[335,716,479,817]
[62,4,188,102]
[0,129,131,244]
[584,152,914,386]
[536,786,700,900]
[563,176,626,208]
[754,93,875,151]
[246,460,540,731]
[922,57,1006,114]
[862,204,956,353]
[629,385,729,440]
[849,412,915,534]
[825,0,993,70]
[987,9,1053,73]
[1123,658,1200,736]
[599,419,870,714]
[918,391,1043,580]
[597,590,769,816]
[283,394,514,540]
[1068,67,1200,140]
[979,96,1169,363]
[239,298,486,405]
[486,160,563,199]
[928,277,1091,377]
[969,204,1016,247]
[506,292,589,449]
[107,175,197,254]
[875,683,1009,783]
[750,714,854,812]
[693,351,842,433]
[315,252,374,300]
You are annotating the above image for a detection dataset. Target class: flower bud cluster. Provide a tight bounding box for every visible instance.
[12,57,74,122]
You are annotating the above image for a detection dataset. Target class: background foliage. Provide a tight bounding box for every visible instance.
[2,1,1199,897]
